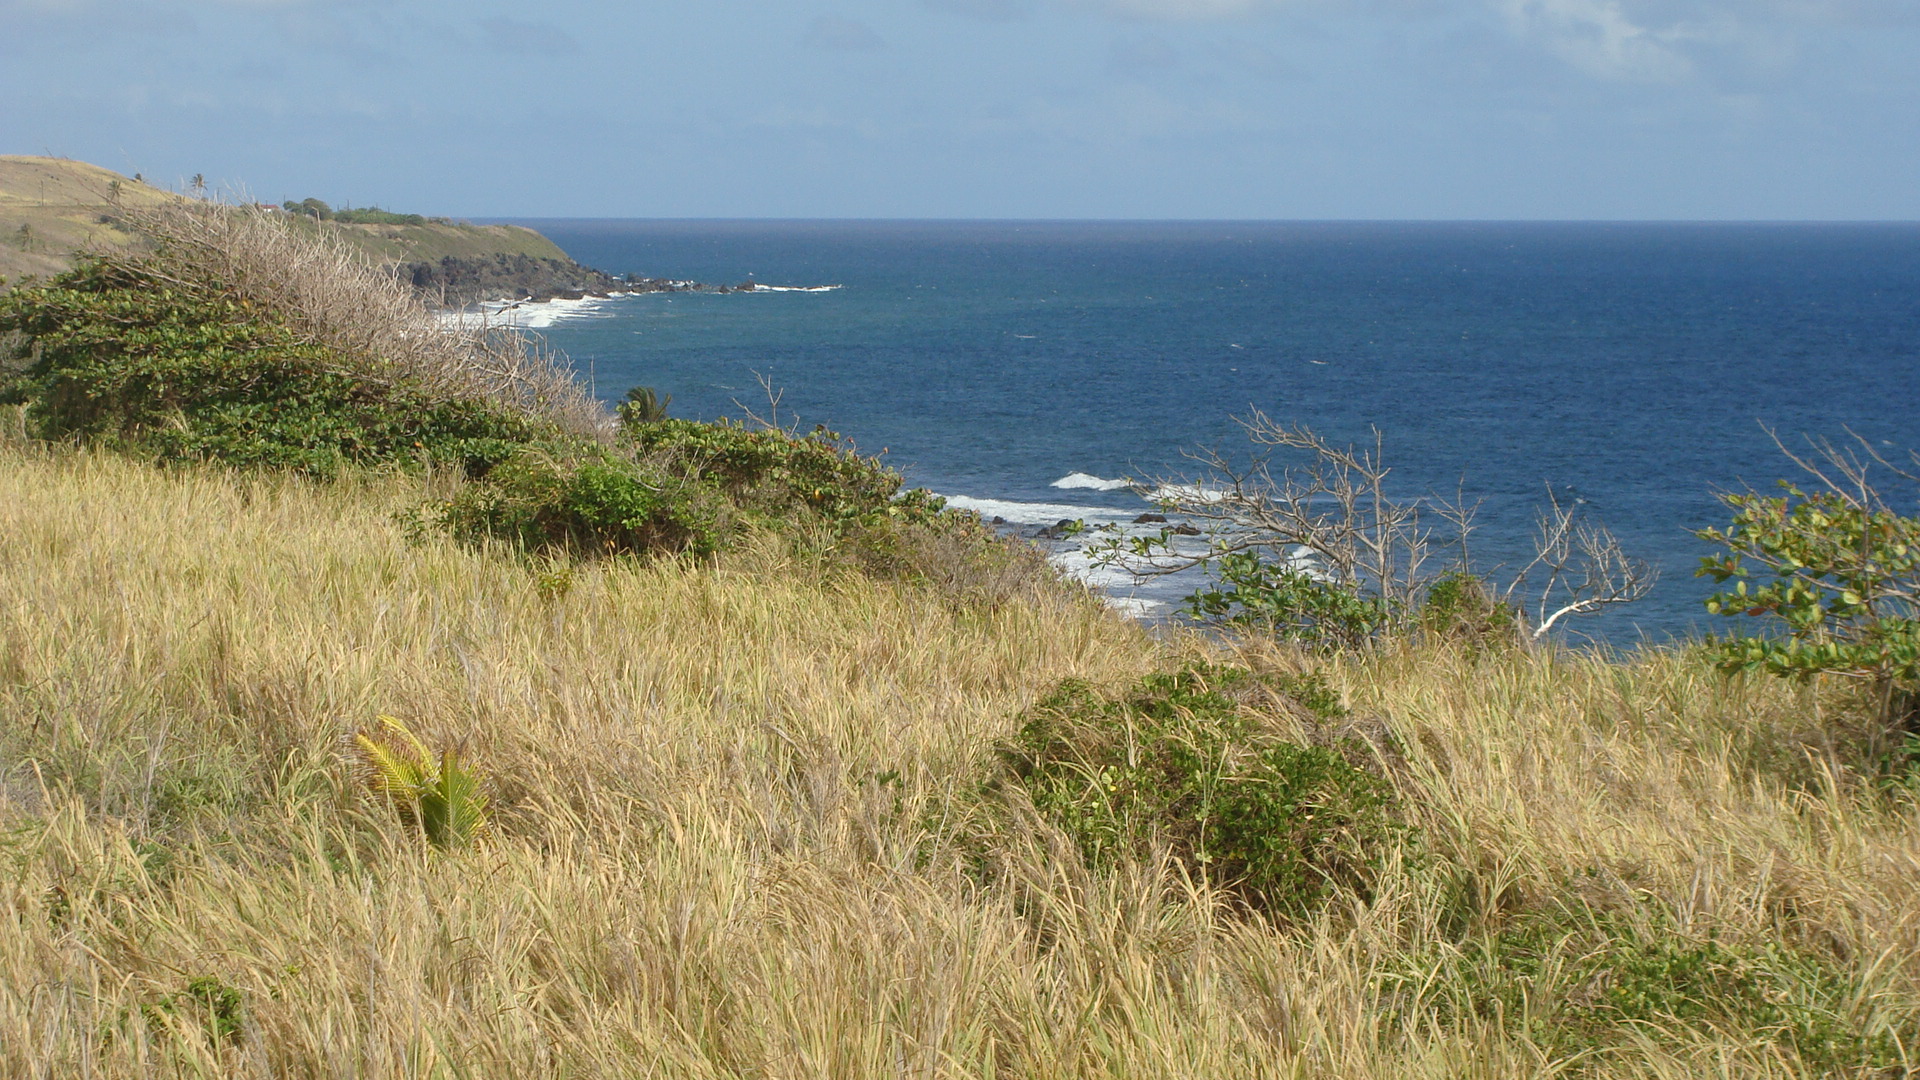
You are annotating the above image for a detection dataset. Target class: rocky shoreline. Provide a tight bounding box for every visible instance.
[402,253,756,308]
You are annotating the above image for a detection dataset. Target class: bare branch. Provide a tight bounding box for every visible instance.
[1093,417,1651,643]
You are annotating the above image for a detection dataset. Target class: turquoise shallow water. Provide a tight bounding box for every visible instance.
[495,219,1920,640]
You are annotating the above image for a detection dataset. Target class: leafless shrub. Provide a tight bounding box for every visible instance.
[1508,486,1656,639]
[1100,408,1653,641]
[102,198,610,438]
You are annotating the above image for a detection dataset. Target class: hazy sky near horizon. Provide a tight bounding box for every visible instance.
[3,0,1916,219]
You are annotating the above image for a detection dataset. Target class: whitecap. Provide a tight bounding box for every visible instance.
[938,495,1134,528]
[748,284,842,293]
[1050,472,1133,492]
[1145,482,1229,505]
[436,294,623,331]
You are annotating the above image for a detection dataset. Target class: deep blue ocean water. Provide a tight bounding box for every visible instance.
[498,219,1920,641]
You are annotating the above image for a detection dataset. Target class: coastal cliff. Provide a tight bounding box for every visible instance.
[0,156,673,306]
[401,252,720,307]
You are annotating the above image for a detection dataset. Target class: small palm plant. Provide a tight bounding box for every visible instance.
[352,716,491,849]
[616,385,672,428]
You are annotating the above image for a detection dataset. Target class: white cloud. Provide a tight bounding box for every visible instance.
[1496,0,1695,82]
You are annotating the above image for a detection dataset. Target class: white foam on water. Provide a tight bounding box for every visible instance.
[1101,596,1165,619]
[749,284,842,293]
[1050,472,1133,492]
[498,295,618,328]
[939,495,1135,528]
[436,294,627,331]
[935,490,1215,621]
[1145,482,1229,505]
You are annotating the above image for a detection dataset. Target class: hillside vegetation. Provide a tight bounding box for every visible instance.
[0,194,1916,1077]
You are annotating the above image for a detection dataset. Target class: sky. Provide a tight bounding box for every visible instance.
[3,0,1917,219]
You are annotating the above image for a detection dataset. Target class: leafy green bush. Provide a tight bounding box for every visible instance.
[281,197,333,220]
[331,207,428,226]
[1000,664,1403,919]
[1419,571,1519,649]
[1698,437,1920,732]
[0,260,540,479]
[435,442,727,558]
[625,418,917,528]
[433,418,969,563]
[1181,551,1392,648]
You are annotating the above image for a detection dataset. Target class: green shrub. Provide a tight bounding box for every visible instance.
[1700,470,1920,732]
[625,418,921,528]
[281,197,333,220]
[435,442,727,558]
[1000,664,1403,919]
[1181,552,1393,648]
[0,260,540,479]
[331,207,428,226]
[1419,571,1519,649]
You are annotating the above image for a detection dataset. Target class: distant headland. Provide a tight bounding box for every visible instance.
[0,155,730,307]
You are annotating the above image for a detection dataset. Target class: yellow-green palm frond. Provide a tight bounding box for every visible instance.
[351,716,491,849]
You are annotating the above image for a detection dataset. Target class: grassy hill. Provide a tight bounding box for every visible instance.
[307,216,569,264]
[0,156,179,283]
[0,156,574,293]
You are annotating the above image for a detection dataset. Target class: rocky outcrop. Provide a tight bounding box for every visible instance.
[399,254,737,308]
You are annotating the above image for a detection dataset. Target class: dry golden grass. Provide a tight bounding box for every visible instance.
[0,442,1915,1078]
[0,156,179,283]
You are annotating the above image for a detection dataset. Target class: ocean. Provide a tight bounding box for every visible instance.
[490,219,1920,641]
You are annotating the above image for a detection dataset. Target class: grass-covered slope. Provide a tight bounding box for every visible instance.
[319,218,568,264]
[0,442,1915,1077]
[0,156,178,283]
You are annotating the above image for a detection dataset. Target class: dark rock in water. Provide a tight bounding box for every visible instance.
[991,516,1006,525]
[1171,523,1202,536]
[404,253,717,308]
[1134,513,1167,524]
[1034,518,1080,540]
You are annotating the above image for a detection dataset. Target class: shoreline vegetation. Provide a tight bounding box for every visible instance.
[0,170,1917,1077]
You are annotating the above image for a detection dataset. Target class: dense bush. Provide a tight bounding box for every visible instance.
[331,207,429,226]
[627,418,919,528]
[1700,460,1920,733]
[999,664,1404,919]
[433,441,728,557]
[0,260,539,479]
[1181,551,1391,648]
